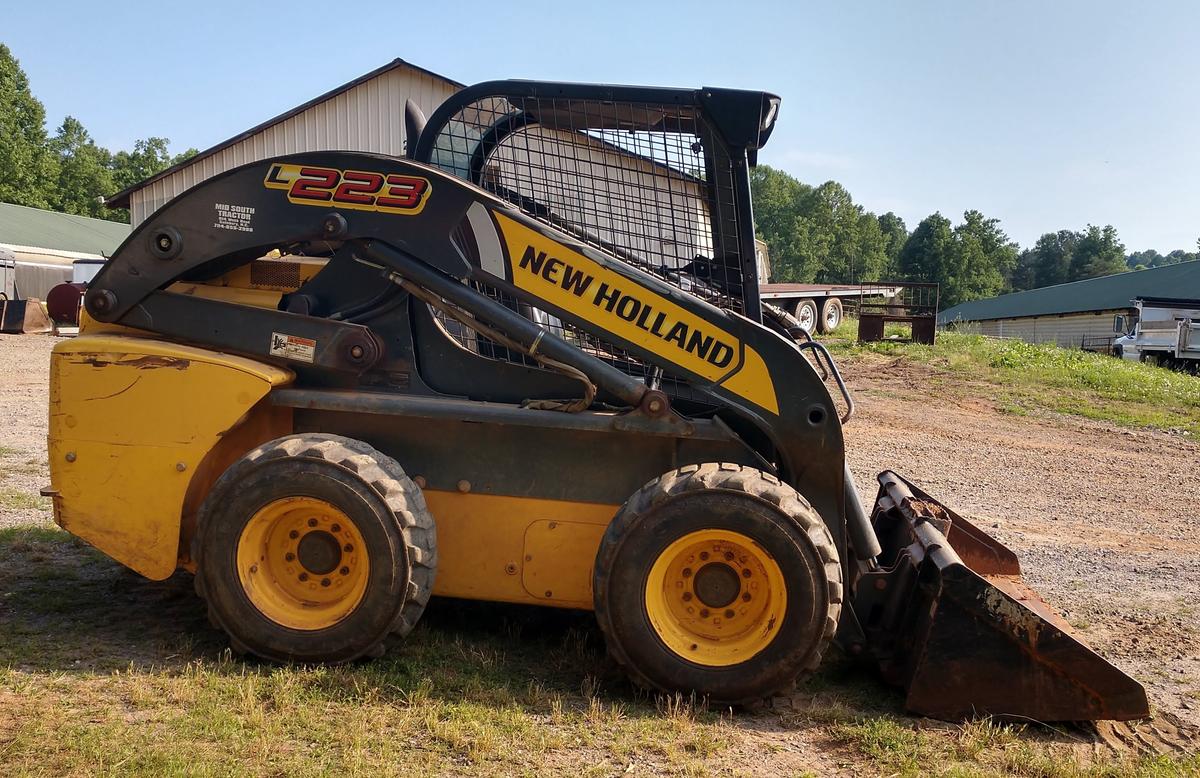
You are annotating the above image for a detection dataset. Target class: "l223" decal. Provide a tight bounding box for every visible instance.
[263,163,431,215]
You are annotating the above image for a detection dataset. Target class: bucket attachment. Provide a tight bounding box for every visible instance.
[0,297,53,334]
[854,471,1149,721]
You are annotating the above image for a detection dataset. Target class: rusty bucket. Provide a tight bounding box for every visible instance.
[853,472,1149,721]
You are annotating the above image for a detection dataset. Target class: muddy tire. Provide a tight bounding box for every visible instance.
[818,297,843,334]
[193,433,436,662]
[593,463,842,705]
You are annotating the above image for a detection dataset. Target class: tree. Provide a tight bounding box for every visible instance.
[897,211,1015,307]
[1069,225,1126,280]
[105,139,197,221]
[947,210,1018,305]
[49,116,115,219]
[898,212,953,284]
[0,44,57,208]
[1028,230,1079,288]
[1010,249,1039,291]
[749,165,815,282]
[877,212,908,277]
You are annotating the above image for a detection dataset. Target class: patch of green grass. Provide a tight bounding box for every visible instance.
[828,715,1200,778]
[829,331,1200,435]
[0,488,49,512]
[1,522,1195,776]
[0,444,21,458]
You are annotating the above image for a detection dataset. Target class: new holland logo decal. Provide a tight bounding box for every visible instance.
[492,211,779,414]
[263,163,431,215]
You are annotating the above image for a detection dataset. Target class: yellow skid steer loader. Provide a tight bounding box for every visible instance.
[46,80,1147,720]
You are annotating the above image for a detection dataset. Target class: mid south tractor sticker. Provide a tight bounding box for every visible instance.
[264,163,430,215]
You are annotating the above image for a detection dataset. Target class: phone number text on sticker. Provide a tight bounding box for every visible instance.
[264,163,430,215]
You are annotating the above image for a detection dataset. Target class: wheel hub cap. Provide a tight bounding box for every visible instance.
[643,529,788,667]
[297,530,342,575]
[235,496,369,630]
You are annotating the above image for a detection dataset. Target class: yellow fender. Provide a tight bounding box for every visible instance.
[48,335,293,580]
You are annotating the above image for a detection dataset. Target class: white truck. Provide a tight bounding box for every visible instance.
[1113,297,1200,371]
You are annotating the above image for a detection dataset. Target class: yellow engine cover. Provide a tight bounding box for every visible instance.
[48,335,293,580]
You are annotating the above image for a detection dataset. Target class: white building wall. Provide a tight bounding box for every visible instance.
[954,310,1124,347]
[128,67,459,225]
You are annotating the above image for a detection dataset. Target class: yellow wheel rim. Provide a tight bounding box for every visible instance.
[236,497,370,630]
[644,529,787,667]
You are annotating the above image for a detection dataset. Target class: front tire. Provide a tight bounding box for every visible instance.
[594,463,842,705]
[194,433,436,663]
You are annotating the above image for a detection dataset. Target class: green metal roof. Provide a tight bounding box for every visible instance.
[938,260,1200,324]
[0,201,130,256]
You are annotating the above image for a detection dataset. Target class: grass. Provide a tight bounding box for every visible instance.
[1,523,1197,775]
[828,330,1200,436]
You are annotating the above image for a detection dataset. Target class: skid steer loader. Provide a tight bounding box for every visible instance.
[46,79,1148,720]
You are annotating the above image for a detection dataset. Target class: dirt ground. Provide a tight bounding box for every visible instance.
[1,332,1197,766]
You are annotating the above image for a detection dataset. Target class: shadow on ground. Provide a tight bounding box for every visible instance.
[2,524,1192,766]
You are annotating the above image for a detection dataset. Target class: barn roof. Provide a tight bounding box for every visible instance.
[938,259,1200,324]
[105,58,464,209]
[0,202,131,256]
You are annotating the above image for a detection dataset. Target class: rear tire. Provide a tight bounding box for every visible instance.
[193,433,436,662]
[818,297,843,334]
[593,463,842,705]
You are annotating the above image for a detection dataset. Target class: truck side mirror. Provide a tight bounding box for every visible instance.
[1113,315,1126,334]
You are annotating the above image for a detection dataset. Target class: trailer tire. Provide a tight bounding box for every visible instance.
[817,297,843,334]
[791,299,818,332]
[193,433,436,663]
[594,463,841,706]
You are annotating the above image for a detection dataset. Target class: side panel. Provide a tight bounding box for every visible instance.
[48,336,293,579]
[422,491,616,609]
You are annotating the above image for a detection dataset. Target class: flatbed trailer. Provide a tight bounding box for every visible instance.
[759,282,903,333]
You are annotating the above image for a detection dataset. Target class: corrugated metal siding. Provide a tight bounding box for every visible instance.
[130,67,459,225]
[954,311,1124,347]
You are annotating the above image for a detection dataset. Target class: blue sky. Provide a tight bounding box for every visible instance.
[5,0,1198,252]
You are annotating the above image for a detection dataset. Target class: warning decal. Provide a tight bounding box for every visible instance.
[269,332,316,363]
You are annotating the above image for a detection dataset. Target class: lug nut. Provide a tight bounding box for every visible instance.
[682,592,693,602]
[285,552,295,562]
[725,609,735,619]
[699,551,709,561]
[321,578,331,587]
[742,568,752,578]
[742,593,751,602]
[699,609,710,618]
[331,523,341,533]
[724,551,734,561]
[682,568,692,578]
[308,518,318,528]
[289,530,299,539]
[340,566,350,576]
[343,544,353,553]
[299,572,309,581]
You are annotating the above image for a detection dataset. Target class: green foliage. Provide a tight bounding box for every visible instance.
[1011,225,1127,291]
[0,44,197,223]
[49,116,114,219]
[0,44,57,208]
[1128,247,1200,270]
[750,166,889,284]
[898,211,1016,307]
[833,331,1200,435]
[877,211,908,277]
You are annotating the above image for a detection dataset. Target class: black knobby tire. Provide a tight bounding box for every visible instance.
[593,463,842,705]
[193,433,436,662]
[818,297,843,334]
